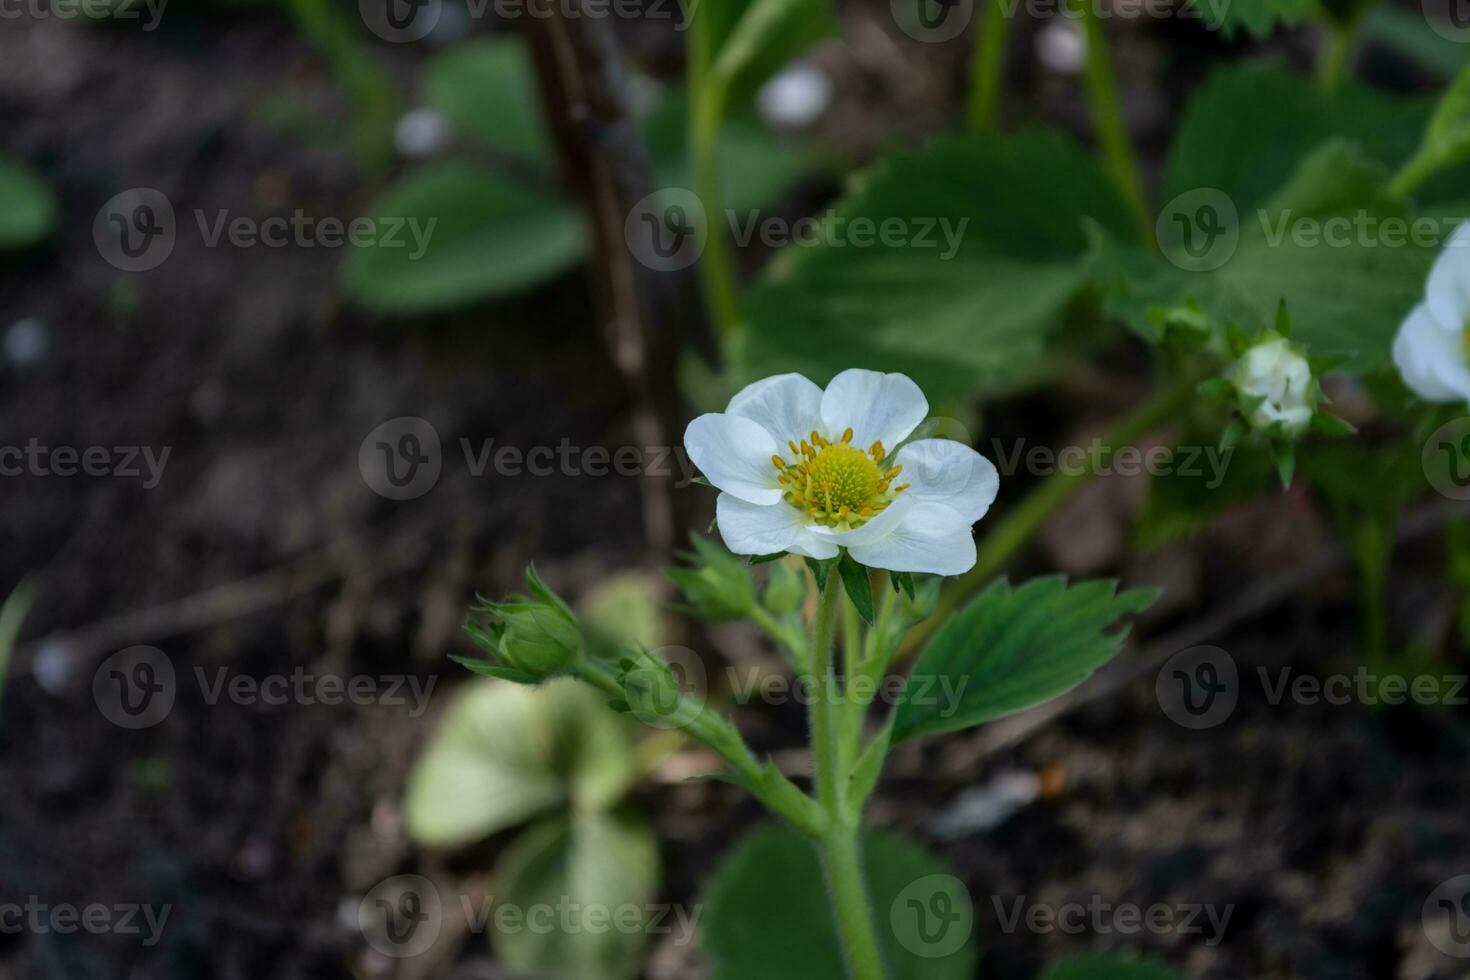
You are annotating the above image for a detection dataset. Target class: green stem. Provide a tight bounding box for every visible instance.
[809,580,844,814]
[751,605,807,666]
[688,7,741,339]
[839,595,865,772]
[1317,18,1359,89]
[900,370,1202,657]
[818,827,887,980]
[1075,0,1152,248]
[966,0,1013,131]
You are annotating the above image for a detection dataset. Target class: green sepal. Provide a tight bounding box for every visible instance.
[837,551,875,626]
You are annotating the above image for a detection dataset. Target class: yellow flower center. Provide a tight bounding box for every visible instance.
[771,428,909,529]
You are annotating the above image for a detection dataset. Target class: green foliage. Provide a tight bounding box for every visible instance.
[342,36,816,314]
[838,551,875,625]
[892,577,1157,743]
[667,533,759,621]
[1135,442,1274,549]
[701,825,977,980]
[492,810,660,980]
[1364,5,1468,80]
[0,156,58,251]
[736,130,1136,402]
[1198,0,1317,38]
[704,0,835,106]
[403,678,636,846]
[0,581,33,726]
[1095,138,1433,373]
[1394,64,1470,196]
[1040,952,1184,980]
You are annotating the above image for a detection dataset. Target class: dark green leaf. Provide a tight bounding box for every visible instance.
[0,156,58,251]
[892,577,1158,743]
[422,37,553,166]
[702,825,977,980]
[838,552,875,625]
[1040,952,1185,980]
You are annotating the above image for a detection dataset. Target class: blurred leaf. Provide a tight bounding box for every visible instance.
[342,161,585,313]
[493,809,660,980]
[1395,64,1470,194]
[1198,0,1317,38]
[1163,64,1445,209]
[701,824,977,980]
[892,577,1157,743]
[0,580,33,726]
[1095,141,1433,371]
[579,571,671,660]
[423,37,554,166]
[404,678,636,847]
[1040,952,1185,980]
[1135,442,1274,550]
[735,131,1135,402]
[1364,4,1468,79]
[0,156,58,251]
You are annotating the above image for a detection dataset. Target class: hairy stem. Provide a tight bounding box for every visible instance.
[818,826,888,980]
[809,580,844,814]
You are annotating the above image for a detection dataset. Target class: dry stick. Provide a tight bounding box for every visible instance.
[518,1,686,563]
[947,500,1468,769]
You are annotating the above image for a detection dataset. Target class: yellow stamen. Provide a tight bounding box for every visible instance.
[841,427,854,444]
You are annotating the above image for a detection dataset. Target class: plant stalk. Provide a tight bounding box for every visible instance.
[1075,0,1153,248]
[688,7,742,339]
[818,825,888,980]
[966,0,1014,131]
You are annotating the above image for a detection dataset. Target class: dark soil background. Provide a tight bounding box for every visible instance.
[2,3,1468,979]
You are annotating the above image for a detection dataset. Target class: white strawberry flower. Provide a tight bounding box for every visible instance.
[1394,221,1470,406]
[1231,336,1314,437]
[684,370,999,575]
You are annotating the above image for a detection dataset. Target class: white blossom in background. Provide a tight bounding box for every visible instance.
[1393,220,1470,406]
[1232,337,1315,437]
[1036,21,1085,76]
[757,64,833,129]
[394,108,452,159]
[684,370,999,575]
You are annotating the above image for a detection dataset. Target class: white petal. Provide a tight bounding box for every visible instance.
[819,369,928,452]
[786,530,840,561]
[727,373,823,447]
[715,494,805,556]
[846,502,977,576]
[1393,303,1470,404]
[893,439,999,524]
[1426,221,1470,329]
[685,414,782,505]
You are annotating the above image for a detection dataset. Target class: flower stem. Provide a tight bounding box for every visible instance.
[809,575,887,980]
[966,0,1013,131]
[818,825,887,980]
[899,370,1201,657]
[1316,17,1359,90]
[688,5,741,340]
[1075,0,1153,249]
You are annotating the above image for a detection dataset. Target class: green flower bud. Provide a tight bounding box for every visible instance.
[762,562,806,617]
[621,663,704,730]
[463,565,581,682]
[666,534,757,621]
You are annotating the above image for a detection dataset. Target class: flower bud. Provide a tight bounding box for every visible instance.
[762,562,806,617]
[463,566,581,682]
[1231,336,1315,438]
[666,534,757,621]
[621,663,704,730]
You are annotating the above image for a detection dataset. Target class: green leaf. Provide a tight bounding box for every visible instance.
[805,556,833,592]
[1395,64,1470,195]
[837,552,875,626]
[422,37,553,166]
[403,678,636,847]
[736,130,1136,403]
[701,825,977,980]
[342,161,585,313]
[892,577,1157,743]
[0,156,58,251]
[1197,0,1317,38]
[1364,5,1468,80]
[707,0,834,105]
[1135,442,1273,550]
[0,580,33,726]
[1096,140,1433,372]
[493,809,660,980]
[1040,952,1184,980]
